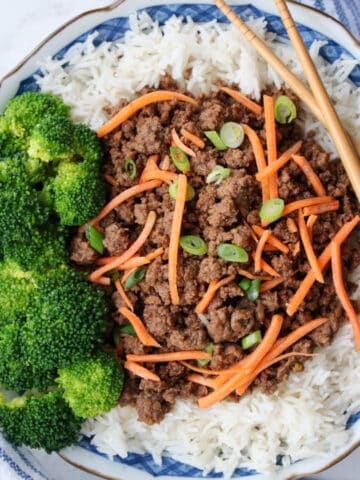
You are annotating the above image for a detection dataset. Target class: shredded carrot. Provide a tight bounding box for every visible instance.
[263,95,278,199]
[119,307,160,348]
[181,362,224,376]
[331,241,360,350]
[287,216,360,316]
[140,169,177,184]
[103,173,118,187]
[187,374,218,389]
[263,244,278,252]
[237,268,271,281]
[306,214,318,242]
[255,141,303,181]
[124,361,160,382]
[220,86,263,115]
[298,209,324,283]
[121,267,138,285]
[260,277,285,293]
[119,256,150,271]
[292,154,326,196]
[281,196,336,218]
[146,247,164,261]
[88,180,161,227]
[96,256,122,266]
[252,225,289,254]
[287,217,298,233]
[126,351,212,363]
[195,275,236,314]
[242,123,269,205]
[250,252,280,278]
[89,276,111,286]
[171,128,196,157]
[160,155,171,170]
[115,279,133,311]
[89,211,157,281]
[169,174,188,305]
[97,90,198,137]
[293,240,301,256]
[180,128,205,149]
[254,229,272,272]
[303,201,340,216]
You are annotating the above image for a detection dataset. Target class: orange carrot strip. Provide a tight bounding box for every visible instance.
[146,247,164,261]
[119,307,160,348]
[187,374,218,389]
[195,275,236,314]
[292,154,326,196]
[160,155,171,170]
[220,86,263,115]
[256,141,303,181]
[96,256,122,266]
[287,217,298,233]
[331,241,360,350]
[115,279,133,311]
[242,124,269,204]
[260,277,285,293]
[89,211,157,281]
[88,180,161,227]
[124,361,160,382]
[168,174,188,304]
[306,214,318,242]
[171,129,196,157]
[250,252,281,278]
[103,174,118,187]
[97,91,198,137]
[180,128,205,149]
[140,169,177,185]
[298,209,324,283]
[121,267,137,285]
[254,229,272,272]
[287,216,360,316]
[252,225,289,253]
[263,95,278,199]
[237,268,271,281]
[303,201,339,216]
[127,351,212,363]
[282,196,336,218]
[264,244,278,252]
[119,256,150,271]
[293,241,301,256]
[89,276,111,286]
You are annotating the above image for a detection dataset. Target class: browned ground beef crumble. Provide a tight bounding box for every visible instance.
[70,76,360,424]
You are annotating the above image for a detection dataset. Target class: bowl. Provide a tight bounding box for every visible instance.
[1,1,359,479]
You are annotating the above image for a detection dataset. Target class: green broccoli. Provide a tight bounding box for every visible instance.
[3,223,69,273]
[27,116,75,163]
[4,92,70,138]
[0,390,82,452]
[0,128,26,159]
[52,160,106,226]
[57,350,124,418]
[22,266,108,371]
[73,123,103,165]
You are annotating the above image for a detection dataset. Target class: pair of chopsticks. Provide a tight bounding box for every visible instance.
[214,0,360,201]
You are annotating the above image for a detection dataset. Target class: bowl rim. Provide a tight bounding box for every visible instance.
[1,1,359,479]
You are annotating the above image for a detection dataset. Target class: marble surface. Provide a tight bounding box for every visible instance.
[1,1,359,479]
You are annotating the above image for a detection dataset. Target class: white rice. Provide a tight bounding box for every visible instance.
[36,13,360,477]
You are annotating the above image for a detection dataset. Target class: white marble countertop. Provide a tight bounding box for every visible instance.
[0,1,359,479]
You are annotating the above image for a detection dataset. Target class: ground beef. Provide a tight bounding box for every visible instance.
[73,76,360,424]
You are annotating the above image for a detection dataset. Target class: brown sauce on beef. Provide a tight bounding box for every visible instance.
[70,76,360,424]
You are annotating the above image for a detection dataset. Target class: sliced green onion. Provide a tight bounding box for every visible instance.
[198,343,214,367]
[204,131,227,150]
[259,198,284,223]
[124,158,137,179]
[239,277,251,291]
[247,279,261,302]
[170,146,190,172]
[241,330,262,350]
[124,266,146,290]
[220,122,244,148]
[169,179,195,201]
[113,323,136,345]
[206,165,231,185]
[85,224,104,254]
[274,95,297,124]
[180,235,208,256]
[217,243,249,263]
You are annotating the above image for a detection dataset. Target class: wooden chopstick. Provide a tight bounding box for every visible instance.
[213,0,360,201]
[273,0,360,201]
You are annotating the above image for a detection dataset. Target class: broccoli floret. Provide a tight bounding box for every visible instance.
[4,92,70,138]
[22,266,108,371]
[28,116,75,163]
[0,128,26,159]
[0,390,81,452]
[3,224,69,273]
[0,157,50,249]
[57,350,124,418]
[52,160,106,226]
[73,123,103,165]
